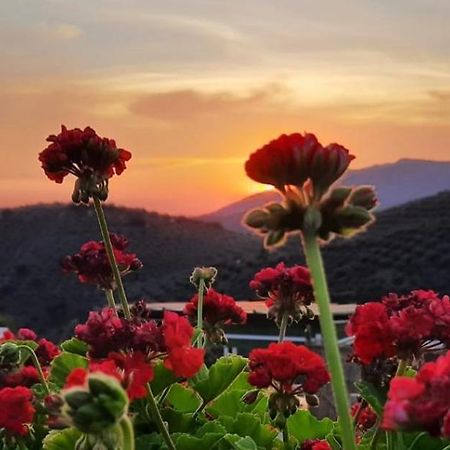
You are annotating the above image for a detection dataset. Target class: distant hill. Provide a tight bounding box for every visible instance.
[200,159,450,232]
[1,191,450,339]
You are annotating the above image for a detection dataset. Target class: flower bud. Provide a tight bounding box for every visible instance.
[305,393,320,407]
[336,206,374,237]
[0,343,20,368]
[62,373,128,435]
[244,209,270,229]
[190,267,218,288]
[242,390,259,405]
[349,186,377,210]
[303,206,322,234]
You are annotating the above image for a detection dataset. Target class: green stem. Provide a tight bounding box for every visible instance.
[146,384,176,450]
[278,311,289,343]
[282,424,289,448]
[17,345,50,394]
[395,359,408,377]
[119,416,135,450]
[105,288,117,310]
[93,196,131,319]
[197,278,206,348]
[302,233,356,450]
[406,432,427,450]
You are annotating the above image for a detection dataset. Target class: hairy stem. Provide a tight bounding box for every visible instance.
[93,196,131,319]
[18,345,50,394]
[146,384,176,450]
[105,288,117,310]
[302,233,356,450]
[119,416,135,450]
[196,278,206,348]
[278,311,289,343]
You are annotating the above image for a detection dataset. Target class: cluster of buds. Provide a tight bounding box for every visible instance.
[244,132,377,247]
[189,266,218,289]
[39,125,131,203]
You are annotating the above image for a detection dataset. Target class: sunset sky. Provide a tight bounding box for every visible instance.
[1,0,450,215]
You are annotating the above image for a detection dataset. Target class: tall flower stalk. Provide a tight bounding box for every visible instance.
[93,196,131,319]
[244,132,377,450]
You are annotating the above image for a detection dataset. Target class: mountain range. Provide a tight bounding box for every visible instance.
[1,189,450,339]
[199,159,450,232]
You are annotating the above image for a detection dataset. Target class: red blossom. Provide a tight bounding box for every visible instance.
[248,342,329,395]
[184,289,247,328]
[351,402,377,430]
[0,386,35,436]
[62,233,142,290]
[39,125,131,202]
[245,132,354,198]
[36,338,60,366]
[163,311,194,349]
[2,366,41,388]
[250,263,314,325]
[164,345,205,378]
[382,350,450,438]
[65,351,153,401]
[301,439,332,450]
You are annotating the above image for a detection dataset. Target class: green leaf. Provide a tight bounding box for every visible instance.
[42,428,81,450]
[402,432,450,450]
[224,434,258,450]
[287,410,334,444]
[49,352,88,388]
[190,355,247,404]
[207,389,269,420]
[161,408,195,433]
[136,433,166,450]
[175,433,225,450]
[354,381,386,415]
[167,383,202,413]
[218,413,277,449]
[150,362,178,396]
[60,338,88,356]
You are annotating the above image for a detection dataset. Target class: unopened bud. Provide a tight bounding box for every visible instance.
[305,394,320,407]
[349,186,377,210]
[242,390,259,405]
[190,266,218,288]
[303,206,322,234]
[0,343,20,368]
[337,206,374,237]
[244,209,270,229]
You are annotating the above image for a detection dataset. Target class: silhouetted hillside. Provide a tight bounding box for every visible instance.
[1,192,450,338]
[200,159,450,232]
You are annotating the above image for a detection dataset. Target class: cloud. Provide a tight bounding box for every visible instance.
[428,90,450,102]
[128,84,290,120]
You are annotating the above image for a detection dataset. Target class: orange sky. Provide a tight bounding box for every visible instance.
[1,1,450,215]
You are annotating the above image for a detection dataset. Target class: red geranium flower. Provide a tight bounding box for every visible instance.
[62,233,142,291]
[0,386,35,436]
[250,263,314,325]
[382,350,450,438]
[2,366,41,388]
[301,440,332,450]
[351,402,377,431]
[39,125,131,202]
[245,132,354,199]
[248,342,329,395]
[65,351,153,401]
[346,290,448,365]
[184,289,246,344]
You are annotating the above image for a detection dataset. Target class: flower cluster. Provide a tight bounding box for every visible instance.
[382,350,450,438]
[243,132,376,247]
[62,233,143,291]
[351,402,377,432]
[346,290,450,365]
[250,262,314,325]
[245,133,354,198]
[0,386,35,436]
[184,288,246,344]
[0,328,59,388]
[75,305,204,379]
[39,125,131,202]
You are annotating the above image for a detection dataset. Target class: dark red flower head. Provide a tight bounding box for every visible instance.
[245,133,354,199]
[248,342,329,395]
[382,350,450,438]
[62,233,142,290]
[347,290,448,365]
[250,263,314,325]
[39,125,131,203]
[0,386,35,436]
[184,289,246,343]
